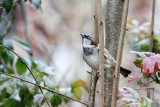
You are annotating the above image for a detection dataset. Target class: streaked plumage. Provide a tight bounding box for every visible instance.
[81,34,131,77]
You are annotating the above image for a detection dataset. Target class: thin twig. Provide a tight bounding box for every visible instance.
[93,0,99,43]
[111,0,129,107]
[0,45,51,107]
[147,0,156,99]
[0,72,89,106]
[134,87,155,100]
[134,87,154,90]
[88,0,99,106]
[97,0,105,106]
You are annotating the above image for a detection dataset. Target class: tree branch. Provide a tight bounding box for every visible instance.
[0,45,51,107]
[148,0,156,99]
[97,0,105,106]
[88,70,98,107]
[88,0,99,106]
[111,0,129,106]
[0,71,89,106]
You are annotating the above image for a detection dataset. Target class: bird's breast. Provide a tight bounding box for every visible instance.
[83,52,99,70]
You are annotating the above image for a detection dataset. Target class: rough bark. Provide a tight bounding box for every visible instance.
[111,0,129,106]
[104,0,124,106]
[89,70,98,107]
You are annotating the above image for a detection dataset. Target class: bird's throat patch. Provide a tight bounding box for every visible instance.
[83,47,93,56]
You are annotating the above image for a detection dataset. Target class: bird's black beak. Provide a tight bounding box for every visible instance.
[80,34,86,38]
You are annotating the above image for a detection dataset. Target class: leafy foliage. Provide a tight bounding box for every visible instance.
[16,58,27,75]
[128,73,143,83]
[117,87,153,107]
[126,19,160,85]
[2,0,13,13]
[1,0,42,15]
[14,39,32,55]
[134,35,160,53]
[128,53,160,84]
[141,54,160,76]
[50,94,62,107]
[0,1,90,106]
[71,79,89,100]
[0,38,89,106]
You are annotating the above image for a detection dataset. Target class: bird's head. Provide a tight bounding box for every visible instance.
[81,34,98,48]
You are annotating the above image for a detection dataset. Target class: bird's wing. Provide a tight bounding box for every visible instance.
[104,48,116,65]
[97,45,116,65]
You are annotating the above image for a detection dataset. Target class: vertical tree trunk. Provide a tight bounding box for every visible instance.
[104,0,124,106]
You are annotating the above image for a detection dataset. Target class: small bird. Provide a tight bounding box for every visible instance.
[81,34,131,77]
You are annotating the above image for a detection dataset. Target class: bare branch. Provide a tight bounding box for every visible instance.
[0,72,89,106]
[88,0,99,106]
[93,0,99,43]
[147,0,156,99]
[111,0,129,107]
[97,0,105,106]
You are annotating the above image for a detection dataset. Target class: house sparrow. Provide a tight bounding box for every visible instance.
[81,34,131,77]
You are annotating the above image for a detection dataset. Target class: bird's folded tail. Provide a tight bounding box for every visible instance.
[120,67,131,78]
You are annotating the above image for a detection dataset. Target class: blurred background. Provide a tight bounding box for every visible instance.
[1,0,160,107]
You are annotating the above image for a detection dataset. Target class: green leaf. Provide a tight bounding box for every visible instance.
[0,46,5,56]
[14,39,32,55]
[19,86,34,106]
[2,0,13,13]
[134,58,143,68]
[141,96,153,107]
[1,17,8,22]
[0,89,10,101]
[50,94,62,107]
[3,39,14,49]
[61,96,70,103]
[5,67,14,74]
[1,98,24,107]
[16,58,27,75]
[1,50,14,65]
[7,51,14,66]
[141,44,149,52]
[72,87,82,100]
[71,79,89,92]
[0,35,3,41]
[2,51,9,64]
